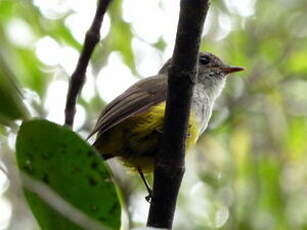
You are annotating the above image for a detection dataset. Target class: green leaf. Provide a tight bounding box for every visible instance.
[0,54,29,125]
[0,0,14,21]
[153,37,167,51]
[16,119,121,230]
[108,0,136,74]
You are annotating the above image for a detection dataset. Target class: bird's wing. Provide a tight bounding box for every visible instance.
[88,75,168,138]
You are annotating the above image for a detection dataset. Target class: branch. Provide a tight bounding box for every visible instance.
[64,0,112,127]
[147,0,210,228]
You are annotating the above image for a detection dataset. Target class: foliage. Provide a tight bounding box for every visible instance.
[0,57,29,125]
[16,120,121,230]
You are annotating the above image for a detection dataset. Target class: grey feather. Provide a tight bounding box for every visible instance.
[88,74,168,139]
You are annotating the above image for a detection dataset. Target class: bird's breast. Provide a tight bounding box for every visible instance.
[191,86,213,134]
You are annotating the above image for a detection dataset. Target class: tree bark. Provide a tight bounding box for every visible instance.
[147,0,210,228]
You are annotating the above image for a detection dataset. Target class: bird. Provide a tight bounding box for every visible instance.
[88,52,243,199]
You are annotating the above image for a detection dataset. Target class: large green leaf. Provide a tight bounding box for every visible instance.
[16,119,121,230]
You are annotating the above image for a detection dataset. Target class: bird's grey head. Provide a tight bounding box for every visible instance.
[159,52,244,100]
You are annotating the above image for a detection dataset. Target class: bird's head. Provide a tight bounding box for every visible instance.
[159,52,244,98]
[197,52,244,80]
[159,52,244,80]
[197,52,244,99]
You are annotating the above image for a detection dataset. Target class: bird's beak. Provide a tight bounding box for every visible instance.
[221,65,245,74]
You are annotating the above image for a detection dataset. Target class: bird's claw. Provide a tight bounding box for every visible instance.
[145,193,152,203]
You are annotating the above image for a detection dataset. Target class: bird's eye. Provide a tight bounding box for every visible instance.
[199,56,210,65]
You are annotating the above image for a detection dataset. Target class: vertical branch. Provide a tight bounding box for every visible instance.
[147,0,210,228]
[64,0,112,127]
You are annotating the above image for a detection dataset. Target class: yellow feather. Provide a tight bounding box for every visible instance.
[96,102,200,173]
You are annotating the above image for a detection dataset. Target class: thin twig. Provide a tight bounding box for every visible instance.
[64,0,112,127]
[146,0,210,228]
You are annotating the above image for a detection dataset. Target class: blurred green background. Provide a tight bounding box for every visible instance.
[1,0,307,229]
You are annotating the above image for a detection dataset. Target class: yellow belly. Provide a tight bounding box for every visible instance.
[96,102,200,172]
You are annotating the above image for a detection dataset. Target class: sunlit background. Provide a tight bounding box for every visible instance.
[1,0,307,229]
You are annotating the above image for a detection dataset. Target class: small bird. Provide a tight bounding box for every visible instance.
[89,52,243,198]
